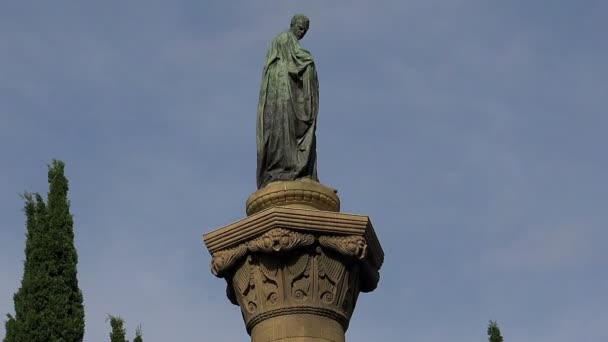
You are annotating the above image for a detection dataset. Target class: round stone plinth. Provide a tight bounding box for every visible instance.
[246,180,340,216]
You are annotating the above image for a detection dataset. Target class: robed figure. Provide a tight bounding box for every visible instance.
[256,15,319,189]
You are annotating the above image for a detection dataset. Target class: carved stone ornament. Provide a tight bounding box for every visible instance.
[204,205,385,342]
[230,247,361,334]
[247,228,315,253]
[209,228,374,335]
[210,228,314,277]
[319,235,367,260]
[211,244,248,277]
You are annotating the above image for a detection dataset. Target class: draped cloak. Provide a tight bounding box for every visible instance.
[256,31,319,189]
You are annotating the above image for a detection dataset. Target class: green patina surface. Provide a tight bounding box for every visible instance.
[256,14,319,189]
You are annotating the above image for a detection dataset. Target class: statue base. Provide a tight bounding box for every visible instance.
[204,182,383,342]
[246,179,340,216]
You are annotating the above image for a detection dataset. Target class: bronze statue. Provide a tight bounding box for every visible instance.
[256,14,319,189]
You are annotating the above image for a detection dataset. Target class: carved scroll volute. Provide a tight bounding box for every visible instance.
[285,252,312,303]
[318,235,367,260]
[257,255,281,309]
[212,244,248,277]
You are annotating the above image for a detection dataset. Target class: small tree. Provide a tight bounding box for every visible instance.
[108,315,128,342]
[488,320,504,342]
[133,325,143,342]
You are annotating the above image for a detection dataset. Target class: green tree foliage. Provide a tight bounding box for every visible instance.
[133,325,143,342]
[488,320,504,342]
[3,315,17,342]
[108,315,128,342]
[45,160,85,340]
[3,196,32,342]
[3,161,85,342]
[4,194,44,342]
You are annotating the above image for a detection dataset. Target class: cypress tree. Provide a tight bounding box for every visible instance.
[488,320,504,342]
[45,160,85,341]
[133,325,143,342]
[107,316,128,342]
[3,161,84,342]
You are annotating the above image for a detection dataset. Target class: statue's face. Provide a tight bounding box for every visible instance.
[291,19,309,40]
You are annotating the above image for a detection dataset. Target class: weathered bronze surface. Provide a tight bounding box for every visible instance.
[256,14,319,189]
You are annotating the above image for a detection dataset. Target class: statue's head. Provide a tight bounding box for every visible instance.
[290,14,310,40]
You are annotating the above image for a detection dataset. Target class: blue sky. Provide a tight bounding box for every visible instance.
[1,1,606,341]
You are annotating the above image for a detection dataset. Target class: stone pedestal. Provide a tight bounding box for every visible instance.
[204,181,384,342]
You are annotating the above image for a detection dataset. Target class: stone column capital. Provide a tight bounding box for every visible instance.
[203,206,384,341]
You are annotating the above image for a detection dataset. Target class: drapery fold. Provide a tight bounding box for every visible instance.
[256,31,319,189]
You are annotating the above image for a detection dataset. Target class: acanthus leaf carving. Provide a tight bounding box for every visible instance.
[232,256,258,313]
[211,228,315,277]
[211,244,248,276]
[224,244,364,333]
[317,250,345,304]
[233,256,254,295]
[247,228,314,253]
[210,229,377,332]
[319,235,367,260]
